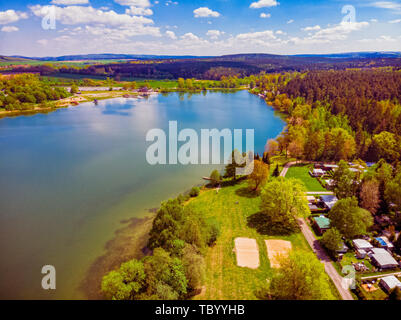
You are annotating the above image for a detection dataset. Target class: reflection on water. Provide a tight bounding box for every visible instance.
[0,91,285,299]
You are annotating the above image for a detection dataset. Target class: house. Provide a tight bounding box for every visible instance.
[337,242,349,254]
[323,164,338,171]
[369,248,399,270]
[375,236,394,251]
[306,196,316,203]
[379,276,401,293]
[313,216,330,235]
[352,239,373,251]
[310,168,325,177]
[320,195,338,210]
[325,179,334,188]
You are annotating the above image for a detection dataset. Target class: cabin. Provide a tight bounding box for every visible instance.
[320,195,338,210]
[310,168,325,177]
[369,248,399,270]
[313,216,330,235]
[379,276,401,293]
[375,236,394,251]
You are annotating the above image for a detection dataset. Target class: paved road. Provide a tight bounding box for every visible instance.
[280,161,354,300]
[298,218,354,300]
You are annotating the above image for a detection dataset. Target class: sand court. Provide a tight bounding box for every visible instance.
[234,237,260,269]
[265,239,292,268]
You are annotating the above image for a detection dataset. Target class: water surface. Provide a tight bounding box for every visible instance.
[0,91,285,299]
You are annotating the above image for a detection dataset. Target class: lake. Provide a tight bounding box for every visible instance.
[0,90,285,299]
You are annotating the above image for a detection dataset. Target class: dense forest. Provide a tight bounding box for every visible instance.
[253,69,401,163]
[0,74,70,111]
[4,54,401,80]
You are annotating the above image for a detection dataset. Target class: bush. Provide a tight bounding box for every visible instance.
[189,187,200,197]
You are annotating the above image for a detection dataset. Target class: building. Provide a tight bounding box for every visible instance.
[323,164,338,171]
[320,195,338,210]
[379,276,401,293]
[369,248,399,270]
[310,168,325,177]
[313,216,330,235]
[352,239,373,250]
[375,236,394,251]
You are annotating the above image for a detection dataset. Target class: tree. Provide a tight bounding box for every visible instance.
[372,131,400,163]
[259,177,309,234]
[395,233,401,254]
[224,149,245,180]
[268,251,335,300]
[332,160,356,199]
[360,179,380,214]
[101,259,146,300]
[328,197,373,239]
[189,187,200,197]
[385,172,401,211]
[265,139,279,157]
[247,160,269,191]
[389,287,401,300]
[181,245,205,290]
[321,228,343,255]
[210,170,221,186]
[272,164,280,177]
[70,84,78,94]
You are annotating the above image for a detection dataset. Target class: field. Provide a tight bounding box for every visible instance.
[186,180,337,300]
[285,164,327,191]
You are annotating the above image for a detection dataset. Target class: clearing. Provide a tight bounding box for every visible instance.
[285,164,327,192]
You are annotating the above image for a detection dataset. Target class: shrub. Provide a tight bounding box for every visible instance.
[189,187,200,197]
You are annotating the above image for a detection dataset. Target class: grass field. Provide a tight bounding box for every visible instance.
[186,180,337,300]
[285,164,327,191]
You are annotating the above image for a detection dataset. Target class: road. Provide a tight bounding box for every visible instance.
[280,161,354,300]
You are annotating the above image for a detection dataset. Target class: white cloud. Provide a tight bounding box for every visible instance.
[302,25,321,31]
[180,32,200,41]
[389,18,401,23]
[51,0,89,5]
[359,35,397,42]
[260,13,271,18]
[125,6,153,15]
[165,0,178,5]
[276,30,285,35]
[114,0,151,7]
[1,26,19,32]
[287,19,294,24]
[0,10,28,25]
[369,1,401,11]
[236,30,276,41]
[193,7,220,18]
[370,18,378,22]
[165,30,177,39]
[37,39,49,46]
[30,5,155,28]
[206,29,224,39]
[250,0,279,9]
[311,21,370,41]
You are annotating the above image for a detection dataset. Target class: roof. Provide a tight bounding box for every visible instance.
[380,276,401,289]
[313,216,330,229]
[320,195,339,210]
[352,239,373,249]
[324,164,338,168]
[313,169,324,174]
[376,237,387,246]
[306,196,316,201]
[372,250,398,267]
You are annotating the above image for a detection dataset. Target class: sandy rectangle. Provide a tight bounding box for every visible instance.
[234,237,260,269]
[265,239,292,268]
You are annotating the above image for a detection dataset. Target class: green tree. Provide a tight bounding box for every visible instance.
[384,172,401,211]
[332,160,356,199]
[321,228,343,255]
[224,149,245,180]
[272,164,280,177]
[259,177,309,234]
[210,170,221,186]
[101,259,146,300]
[70,83,79,94]
[247,160,269,191]
[389,287,401,300]
[372,131,400,162]
[328,197,373,239]
[268,251,335,300]
[181,244,205,290]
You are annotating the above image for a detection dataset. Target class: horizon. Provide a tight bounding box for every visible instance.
[1,0,401,56]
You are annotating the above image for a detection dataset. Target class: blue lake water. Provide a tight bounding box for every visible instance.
[0,90,285,299]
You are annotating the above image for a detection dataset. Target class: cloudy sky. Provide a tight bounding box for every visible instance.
[0,0,401,57]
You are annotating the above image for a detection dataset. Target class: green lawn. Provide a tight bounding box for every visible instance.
[186,180,338,300]
[285,164,327,192]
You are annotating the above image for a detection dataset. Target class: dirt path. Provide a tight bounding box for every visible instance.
[281,161,354,300]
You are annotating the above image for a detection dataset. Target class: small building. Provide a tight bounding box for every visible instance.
[375,236,394,251]
[323,164,338,171]
[310,168,325,177]
[313,216,331,235]
[320,195,338,210]
[379,276,401,293]
[370,248,399,270]
[337,242,349,254]
[352,239,373,251]
[325,179,334,188]
[306,195,316,203]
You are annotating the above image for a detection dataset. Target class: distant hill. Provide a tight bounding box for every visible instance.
[0,55,31,62]
[10,53,212,61]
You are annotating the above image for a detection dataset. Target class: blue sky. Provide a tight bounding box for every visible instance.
[0,0,401,56]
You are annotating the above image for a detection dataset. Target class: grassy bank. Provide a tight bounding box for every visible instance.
[186,180,332,300]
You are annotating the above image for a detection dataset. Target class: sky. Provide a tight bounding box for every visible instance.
[0,0,401,57]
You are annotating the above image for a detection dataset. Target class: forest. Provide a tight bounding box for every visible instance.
[253,69,401,163]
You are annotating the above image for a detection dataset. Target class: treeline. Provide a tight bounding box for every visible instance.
[253,70,401,163]
[0,74,70,111]
[101,194,220,300]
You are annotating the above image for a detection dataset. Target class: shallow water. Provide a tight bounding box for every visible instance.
[0,91,285,299]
